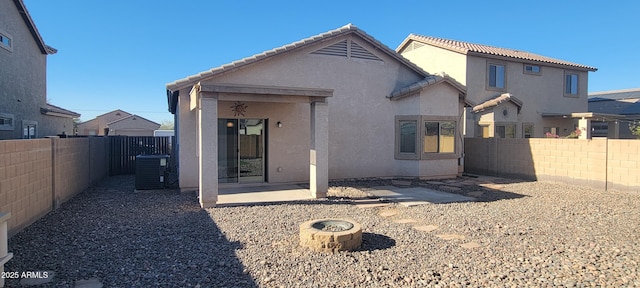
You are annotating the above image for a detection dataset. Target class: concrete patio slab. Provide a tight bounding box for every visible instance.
[217,185,313,206]
[369,186,476,206]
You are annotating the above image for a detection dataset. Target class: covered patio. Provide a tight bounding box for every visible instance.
[191,83,332,208]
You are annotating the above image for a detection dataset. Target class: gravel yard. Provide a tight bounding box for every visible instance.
[6,175,640,287]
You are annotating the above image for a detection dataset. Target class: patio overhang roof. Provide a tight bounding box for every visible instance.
[541,112,626,121]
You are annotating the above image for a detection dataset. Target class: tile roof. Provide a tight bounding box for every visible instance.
[398,34,597,72]
[472,93,523,113]
[166,24,429,91]
[12,0,56,55]
[40,103,80,118]
[388,74,467,100]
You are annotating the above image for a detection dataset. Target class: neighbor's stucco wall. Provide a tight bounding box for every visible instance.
[107,115,160,136]
[0,1,47,140]
[465,55,589,138]
[400,42,468,83]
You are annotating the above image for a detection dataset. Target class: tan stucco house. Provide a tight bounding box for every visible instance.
[397,35,597,138]
[77,109,160,136]
[0,0,79,140]
[166,24,468,208]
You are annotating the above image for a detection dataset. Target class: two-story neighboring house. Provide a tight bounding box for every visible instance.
[397,34,597,138]
[0,0,79,140]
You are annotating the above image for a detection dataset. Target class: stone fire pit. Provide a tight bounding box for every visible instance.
[299,219,362,253]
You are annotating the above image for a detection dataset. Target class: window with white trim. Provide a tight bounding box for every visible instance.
[495,124,516,138]
[22,120,37,139]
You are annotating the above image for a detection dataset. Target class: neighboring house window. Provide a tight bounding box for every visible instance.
[544,127,560,137]
[0,113,15,131]
[0,31,12,51]
[565,73,579,96]
[487,62,506,90]
[524,64,541,75]
[22,120,37,139]
[424,121,455,153]
[523,123,534,138]
[495,124,516,138]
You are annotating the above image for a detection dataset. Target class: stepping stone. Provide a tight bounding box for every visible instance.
[436,234,465,240]
[394,218,418,224]
[479,183,504,190]
[75,278,104,288]
[460,241,482,249]
[378,210,398,217]
[426,181,445,185]
[461,180,478,186]
[467,191,484,197]
[439,186,462,192]
[413,225,438,232]
[391,180,412,187]
[352,199,392,209]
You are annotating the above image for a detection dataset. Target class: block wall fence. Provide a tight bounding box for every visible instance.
[0,137,109,237]
[465,138,640,193]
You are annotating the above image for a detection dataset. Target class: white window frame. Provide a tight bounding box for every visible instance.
[22,120,37,139]
[0,113,15,131]
[487,61,507,91]
[0,29,13,52]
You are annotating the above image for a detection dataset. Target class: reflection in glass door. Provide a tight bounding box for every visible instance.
[239,119,264,182]
[218,119,239,183]
[218,119,264,183]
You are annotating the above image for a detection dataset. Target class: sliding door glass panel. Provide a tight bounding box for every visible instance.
[218,119,238,183]
[239,119,264,182]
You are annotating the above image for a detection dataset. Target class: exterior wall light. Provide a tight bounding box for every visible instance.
[277,121,282,128]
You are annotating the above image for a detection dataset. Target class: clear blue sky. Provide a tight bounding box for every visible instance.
[24,0,639,123]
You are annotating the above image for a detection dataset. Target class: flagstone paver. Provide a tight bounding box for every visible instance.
[413,225,439,232]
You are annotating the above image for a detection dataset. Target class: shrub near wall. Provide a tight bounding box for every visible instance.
[0,137,109,237]
[465,138,639,193]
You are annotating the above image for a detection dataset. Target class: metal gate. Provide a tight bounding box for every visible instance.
[109,136,174,175]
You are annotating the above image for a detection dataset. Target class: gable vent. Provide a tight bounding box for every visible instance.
[402,41,425,53]
[311,40,348,57]
[350,41,382,61]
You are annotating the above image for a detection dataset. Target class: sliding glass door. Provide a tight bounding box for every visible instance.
[218,119,264,183]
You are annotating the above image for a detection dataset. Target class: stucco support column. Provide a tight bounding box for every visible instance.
[310,101,328,198]
[578,118,591,140]
[198,95,218,208]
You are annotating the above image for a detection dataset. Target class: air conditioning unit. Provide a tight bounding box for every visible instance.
[135,155,169,190]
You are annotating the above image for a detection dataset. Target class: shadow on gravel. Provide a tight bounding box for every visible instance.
[6,176,257,287]
[358,233,396,251]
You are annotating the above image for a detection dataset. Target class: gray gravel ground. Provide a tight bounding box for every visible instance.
[6,175,640,287]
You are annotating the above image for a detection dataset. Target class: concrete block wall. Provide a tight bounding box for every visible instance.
[0,139,53,236]
[0,137,109,236]
[465,138,639,193]
[607,140,640,192]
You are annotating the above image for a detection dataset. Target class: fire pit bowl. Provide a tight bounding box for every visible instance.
[300,219,362,253]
